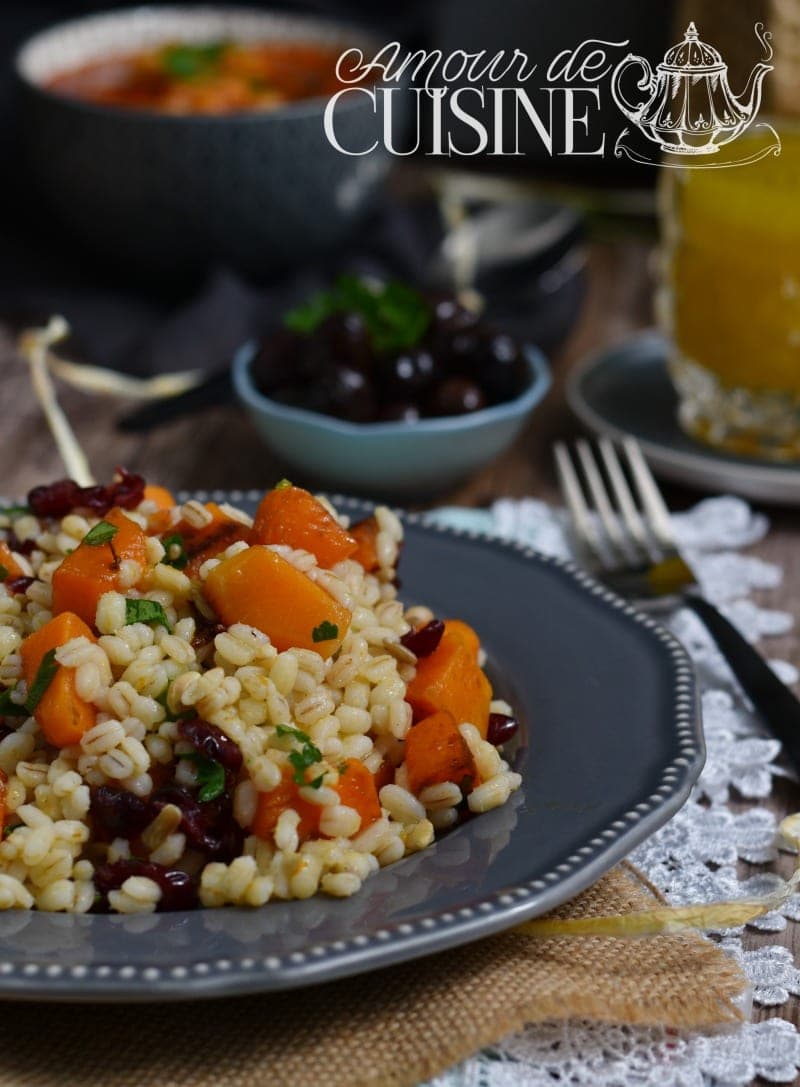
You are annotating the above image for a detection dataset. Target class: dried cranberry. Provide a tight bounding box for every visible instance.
[93,859,197,912]
[487,713,519,746]
[178,718,243,773]
[191,618,225,652]
[90,785,152,840]
[27,468,145,519]
[4,530,35,556]
[27,479,82,518]
[4,577,35,595]
[152,785,242,862]
[400,619,445,658]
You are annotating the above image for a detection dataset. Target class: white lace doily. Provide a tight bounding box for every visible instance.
[427,496,799,1087]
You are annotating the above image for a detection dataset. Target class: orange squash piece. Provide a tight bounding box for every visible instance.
[20,612,97,747]
[350,516,380,572]
[173,503,252,579]
[406,621,492,737]
[0,542,25,583]
[251,768,323,843]
[252,485,358,569]
[52,508,149,628]
[204,545,351,659]
[442,619,481,660]
[252,759,381,843]
[336,758,381,830]
[143,485,175,510]
[404,710,478,795]
[142,485,176,533]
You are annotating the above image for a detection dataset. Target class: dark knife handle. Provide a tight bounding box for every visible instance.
[683,592,800,768]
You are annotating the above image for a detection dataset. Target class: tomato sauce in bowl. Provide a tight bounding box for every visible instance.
[45,40,352,114]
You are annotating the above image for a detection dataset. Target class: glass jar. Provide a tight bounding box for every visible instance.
[657,122,800,461]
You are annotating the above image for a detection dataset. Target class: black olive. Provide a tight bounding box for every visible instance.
[430,293,479,335]
[428,377,487,417]
[378,348,438,397]
[321,365,377,422]
[249,329,306,394]
[318,312,374,373]
[378,402,422,423]
[481,333,528,403]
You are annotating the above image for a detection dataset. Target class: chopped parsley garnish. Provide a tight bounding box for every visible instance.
[0,688,28,718]
[284,275,431,354]
[176,753,225,803]
[312,620,339,643]
[25,649,59,713]
[0,506,30,518]
[0,565,8,583]
[160,41,228,80]
[125,599,171,631]
[275,724,324,788]
[2,824,22,838]
[82,521,119,547]
[161,534,188,570]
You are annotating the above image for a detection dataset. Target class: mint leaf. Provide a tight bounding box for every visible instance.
[275,724,323,787]
[0,688,29,718]
[125,599,171,630]
[25,649,59,713]
[161,534,188,570]
[82,521,118,547]
[284,291,336,334]
[177,753,225,802]
[312,620,338,643]
[283,276,431,354]
[161,42,227,80]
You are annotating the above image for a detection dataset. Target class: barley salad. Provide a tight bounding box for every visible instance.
[0,473,521,914]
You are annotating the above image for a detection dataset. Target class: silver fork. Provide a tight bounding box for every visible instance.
[555,435,800,768]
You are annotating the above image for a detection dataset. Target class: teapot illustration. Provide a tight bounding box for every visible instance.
[611,22,772,154]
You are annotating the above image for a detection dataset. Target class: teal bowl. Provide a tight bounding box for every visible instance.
[233,341,551,497]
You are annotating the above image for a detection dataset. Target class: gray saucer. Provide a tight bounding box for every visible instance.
[568,332,800,507]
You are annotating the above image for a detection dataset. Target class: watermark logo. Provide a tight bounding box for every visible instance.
[612,21,780,166]
[322,23,780,167]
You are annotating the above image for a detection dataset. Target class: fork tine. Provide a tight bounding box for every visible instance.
[554,442,610,568]
[575,439,628,560]
[597,438,655,561]
[620,437,676,550]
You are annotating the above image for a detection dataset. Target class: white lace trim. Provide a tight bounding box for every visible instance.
[428,496,799,1087]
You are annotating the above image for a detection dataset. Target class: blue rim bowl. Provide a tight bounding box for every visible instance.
[233,340,551,496]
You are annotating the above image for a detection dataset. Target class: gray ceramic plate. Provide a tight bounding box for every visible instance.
[0,495,702,1001]
[568,331,800,507]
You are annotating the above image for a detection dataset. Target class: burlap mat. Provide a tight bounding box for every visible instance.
[0,864,745,1087]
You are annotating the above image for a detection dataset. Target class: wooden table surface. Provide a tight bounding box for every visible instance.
[1,238,799,1077]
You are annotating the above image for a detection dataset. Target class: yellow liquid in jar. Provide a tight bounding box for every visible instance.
[663,125,800,395]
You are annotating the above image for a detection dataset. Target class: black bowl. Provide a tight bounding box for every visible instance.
[15,6,394,278]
